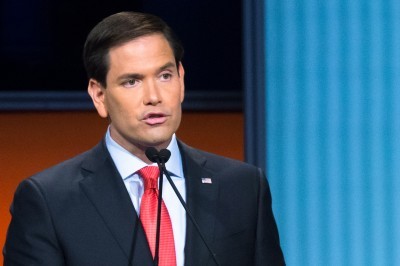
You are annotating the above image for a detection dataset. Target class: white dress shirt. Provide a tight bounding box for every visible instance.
[105,128,186,266]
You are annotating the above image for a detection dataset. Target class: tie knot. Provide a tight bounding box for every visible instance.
[138,166,160,190]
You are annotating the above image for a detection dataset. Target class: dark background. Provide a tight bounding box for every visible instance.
[0,0,242,96]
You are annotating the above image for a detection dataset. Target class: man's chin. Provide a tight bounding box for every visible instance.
[141,136,173,150]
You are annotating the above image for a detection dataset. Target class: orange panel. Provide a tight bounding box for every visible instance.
[0,111,243,260]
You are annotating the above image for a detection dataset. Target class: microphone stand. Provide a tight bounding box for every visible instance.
[145,147,164,266]
[154,157,164,266]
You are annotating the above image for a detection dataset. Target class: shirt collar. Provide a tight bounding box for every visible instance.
[105,127,184,180]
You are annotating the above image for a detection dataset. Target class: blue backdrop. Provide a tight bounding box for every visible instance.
[265,0,400,265]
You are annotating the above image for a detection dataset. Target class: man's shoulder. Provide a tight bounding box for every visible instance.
[178,140,258,173]
[26,141,106,188]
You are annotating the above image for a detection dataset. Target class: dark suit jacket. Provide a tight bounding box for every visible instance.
[3,140,285,265]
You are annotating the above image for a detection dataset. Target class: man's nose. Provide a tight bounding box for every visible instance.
[143,80,161,105]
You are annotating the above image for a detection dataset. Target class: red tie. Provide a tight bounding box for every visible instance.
[139,166,176,266]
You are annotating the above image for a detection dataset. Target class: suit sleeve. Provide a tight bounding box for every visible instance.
[3,178,65,265]
[255,168,285,266]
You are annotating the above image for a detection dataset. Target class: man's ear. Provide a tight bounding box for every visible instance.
[178,62,185,103]
[88,79,108,118]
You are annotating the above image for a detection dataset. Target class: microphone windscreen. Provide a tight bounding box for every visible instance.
[159,149,171,163]
[145,147,159,162]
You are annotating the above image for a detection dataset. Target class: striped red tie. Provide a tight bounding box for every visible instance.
[139,166,176,266]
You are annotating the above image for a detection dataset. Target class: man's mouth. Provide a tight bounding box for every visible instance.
[143,113,167,125]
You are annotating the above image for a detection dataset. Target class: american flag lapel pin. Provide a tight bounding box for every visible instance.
[201,177,212,184]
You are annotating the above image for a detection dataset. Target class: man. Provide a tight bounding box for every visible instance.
[3,12,285,265]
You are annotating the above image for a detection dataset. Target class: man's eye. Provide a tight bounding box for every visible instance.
[123,79,137,87]
[161,73,172,80]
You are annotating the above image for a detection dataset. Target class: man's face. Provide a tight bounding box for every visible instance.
[88,34,185,155]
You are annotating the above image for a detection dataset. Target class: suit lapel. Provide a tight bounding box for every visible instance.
[179,142,219,265]
[79,141,152,264]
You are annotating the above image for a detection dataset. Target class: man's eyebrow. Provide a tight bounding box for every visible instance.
[116,62,177,82]
[117,73,144,82]
[159,62,176,71]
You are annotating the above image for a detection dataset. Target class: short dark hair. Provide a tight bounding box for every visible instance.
[83,11,184,87]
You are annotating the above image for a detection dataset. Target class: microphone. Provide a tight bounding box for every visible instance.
[145,147,160,164]
[145,147,171,165]
[158,149,171,164]
[145,147,220,266]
